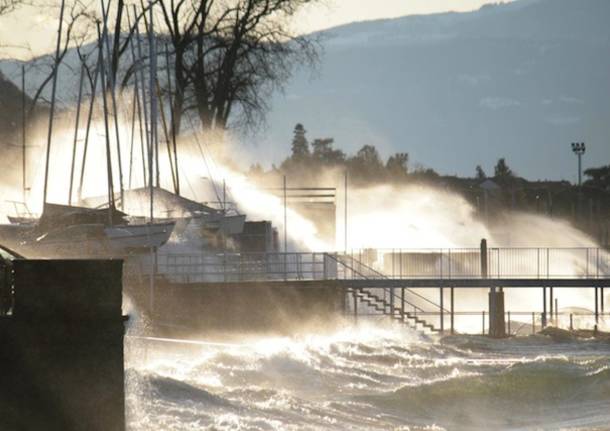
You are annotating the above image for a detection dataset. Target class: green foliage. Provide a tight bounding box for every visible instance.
[386,153,409,177]
[290,124,310,160]
[312,138,346,165]
[476,165,486,180]
[494,158,513,179]
[584,165,610,190]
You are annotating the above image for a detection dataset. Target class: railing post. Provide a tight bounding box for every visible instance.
[450,286,455,335]
[570,313,573,331]
[440,286,444,333]
[353,288,358,322]
[482,311,485,335]
[507,311,511,336]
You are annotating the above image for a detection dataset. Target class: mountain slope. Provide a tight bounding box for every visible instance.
[252,0,610,180]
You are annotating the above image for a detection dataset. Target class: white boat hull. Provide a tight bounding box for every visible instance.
[105,222,175,249]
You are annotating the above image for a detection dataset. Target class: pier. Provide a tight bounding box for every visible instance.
[128,243,610,336]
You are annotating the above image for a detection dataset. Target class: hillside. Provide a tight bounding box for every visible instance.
[1,0,609,180]
[252,0,610,180]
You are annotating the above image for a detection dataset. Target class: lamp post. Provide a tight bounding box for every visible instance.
[571,142,586,221]
[571,142,586,186]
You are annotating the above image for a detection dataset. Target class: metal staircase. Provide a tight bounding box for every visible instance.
[329,254,444,333]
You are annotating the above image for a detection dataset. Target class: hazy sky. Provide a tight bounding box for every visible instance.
[0,0,512,59]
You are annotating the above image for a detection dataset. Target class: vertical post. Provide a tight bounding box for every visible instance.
[507,311,511,336]
[440,286,444,333]
[549,287,554,325]
[528,313,534,336]
[21,64,27,204]
[42,0,66,205]
[68,64,85,205]
[482,311,485,335]
[353,289,358,322]
[595,286,599,325]
[401,287,405,319]
[450,286,455,335]
[601,287,605,314]
[283,175,287,281]
[344,170,348,253]
[570,313,573,331]
[542,286,547,328]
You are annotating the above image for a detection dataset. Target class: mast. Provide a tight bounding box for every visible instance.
[101,0,125,209]
[21,64,26,204]
[148,0,156,222]
[42,0,66,206]
[77,44,102,203]
[98,20,116,225]
[133,4,151,189]
[165,43,179,195]
[68,63,85,205]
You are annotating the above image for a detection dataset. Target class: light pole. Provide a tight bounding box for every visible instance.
[571,142,586,221]
[571,142,586,186]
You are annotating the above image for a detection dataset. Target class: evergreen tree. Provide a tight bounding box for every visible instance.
[386,153,409,177]
[312,138,345,165]
[291,123,310,160]
[476,165,487,180]
[494,158,513,178]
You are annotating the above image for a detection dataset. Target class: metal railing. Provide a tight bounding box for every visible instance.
[125,247,610,284]
[343,247,610,280]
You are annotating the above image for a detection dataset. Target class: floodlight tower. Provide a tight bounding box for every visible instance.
[571,142,586,186]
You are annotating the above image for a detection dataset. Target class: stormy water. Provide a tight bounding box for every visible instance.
[124,321,610,430]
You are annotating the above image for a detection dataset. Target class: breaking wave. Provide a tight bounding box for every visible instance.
[125,323,610,430]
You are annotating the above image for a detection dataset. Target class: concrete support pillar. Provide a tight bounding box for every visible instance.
[488,287,506,338]
[542,287,547,328]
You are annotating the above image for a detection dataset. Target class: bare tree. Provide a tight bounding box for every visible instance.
[157,0,320,134]
[0,0,24,16]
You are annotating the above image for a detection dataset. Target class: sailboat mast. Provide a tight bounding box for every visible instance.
[133,5,151,189]
[101,0,125,209]
[98,20,116,225]
[77,45,102,202]
[68,64,85,205]
[148,0,156,223]
[165,43,180,195]
[42,0,66,205]
[21,64,26,204]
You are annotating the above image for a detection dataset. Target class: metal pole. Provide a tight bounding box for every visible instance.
[507,311,511,336]
[440,286,444,333]
[283,175,287,252]
[482,311,485,335]
[77,45,101,203]
[165,43,179,195]
[148,0,156,222]
[97,21,116,224]
[68,63,85,205]
[450,286,454,335]
[21,64,27,204]
[101,0,125,208]
[42,0,66,205]
[344,170,347,253]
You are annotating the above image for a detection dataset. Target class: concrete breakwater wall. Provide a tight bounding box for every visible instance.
[0,260,126,431]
